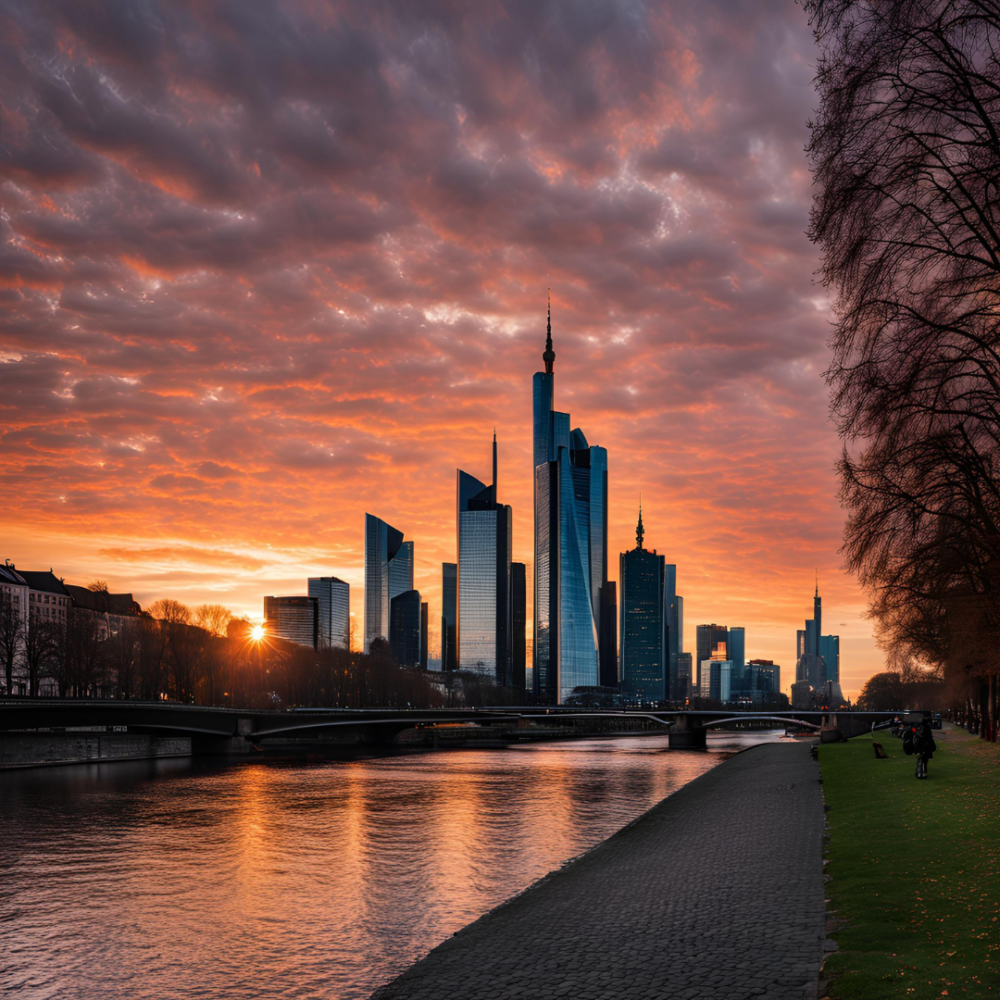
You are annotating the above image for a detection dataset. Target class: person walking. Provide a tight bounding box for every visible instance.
[913,715,937,779]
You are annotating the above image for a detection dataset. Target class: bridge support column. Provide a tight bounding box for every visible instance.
[668,718,707,750]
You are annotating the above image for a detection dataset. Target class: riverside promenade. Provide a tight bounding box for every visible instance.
[372,742,826,1000]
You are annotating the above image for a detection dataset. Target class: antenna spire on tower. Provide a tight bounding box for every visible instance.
[636,494,645,550]
[542,287,555,375]
[492,428,498,502]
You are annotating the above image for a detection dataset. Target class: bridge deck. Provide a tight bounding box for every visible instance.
[371,742,826,1000]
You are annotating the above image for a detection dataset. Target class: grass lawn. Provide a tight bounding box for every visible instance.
[820,724,1000,998]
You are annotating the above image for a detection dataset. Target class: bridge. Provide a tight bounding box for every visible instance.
[0,699,900,753]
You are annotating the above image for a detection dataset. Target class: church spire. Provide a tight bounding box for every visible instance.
[636,496,645,550]
[542,288,555,375]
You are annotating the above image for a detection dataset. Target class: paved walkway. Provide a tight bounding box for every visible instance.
[371,742,826,1000]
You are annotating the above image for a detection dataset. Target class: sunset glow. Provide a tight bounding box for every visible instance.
[0,0,881,695]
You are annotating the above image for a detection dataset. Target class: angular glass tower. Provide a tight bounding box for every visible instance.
[457,435,513,685]
[308,577,350,650]
[364,513,412,653]
[533,297,602,704]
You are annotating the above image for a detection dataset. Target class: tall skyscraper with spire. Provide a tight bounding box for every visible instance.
[457,433,513,685]
[796,577,840,690]
[533,294,607,703]
[619,503,667,703]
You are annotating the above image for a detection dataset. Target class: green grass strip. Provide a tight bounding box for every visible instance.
[819,725,1000,998]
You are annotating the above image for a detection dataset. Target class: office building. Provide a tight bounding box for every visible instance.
[308,577,350,650]
[457,434,513,685]
[664,568,683,699]
[695,624,728,694]
[619,507,666,703]
[747,659,780,704]
[420,602,428,669]
[599,580,618,688]
[675,652,693,701]
[819,634,840,683]
[389,590,422,668]
[699,642,732,702]
[264,595,318,648]
[364,513,413,653]
[442,563,457,671]
[728,626,746,695]
[533,296,605,703]
[512,562,527,694]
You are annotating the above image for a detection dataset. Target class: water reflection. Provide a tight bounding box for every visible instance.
[1,731,784,1000]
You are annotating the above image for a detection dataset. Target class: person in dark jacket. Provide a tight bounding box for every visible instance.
[913,715,937,779]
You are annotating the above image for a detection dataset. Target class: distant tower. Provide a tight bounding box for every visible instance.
[619,505,666,703]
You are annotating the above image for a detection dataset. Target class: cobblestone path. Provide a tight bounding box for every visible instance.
[370,742,826,1000]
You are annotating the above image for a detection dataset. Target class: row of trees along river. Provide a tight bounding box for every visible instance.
[807,0,1000,740]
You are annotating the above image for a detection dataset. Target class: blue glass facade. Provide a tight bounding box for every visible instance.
[728,626,746,693]
[532,357,601,703]
[364,513,408,653]
[457,457,513,686]
[389,589,421,667]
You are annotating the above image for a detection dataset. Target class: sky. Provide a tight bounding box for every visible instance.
[0,0,883,696]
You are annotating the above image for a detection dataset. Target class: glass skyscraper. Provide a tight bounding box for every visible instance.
[308,576,350,650]
[389,589,422,668]
[441,562,457,671]
[364,513,413,653]
[512,561,526,695]
[797,580,839,688]
[457,435,513,686]
[533,297,604,703]
[728,626,746,694]
[263,595,318,648]
[695,623,728,695]
[619,507,666,703]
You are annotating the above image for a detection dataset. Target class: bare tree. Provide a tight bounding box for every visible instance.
[807,0,1000,735]
[193,604,233,637]
[0,593,24,695]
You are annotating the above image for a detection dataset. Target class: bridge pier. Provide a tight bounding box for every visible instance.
[668,718,707,750]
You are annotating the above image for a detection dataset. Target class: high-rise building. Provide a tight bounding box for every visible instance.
[619,507,666,703]
[420,602,428,669]
[699,641,732,701]
[675,652,693,702]
[308,577,350,650]
[512,562,527,695]
[819,634,840,683]
[533,296,603,703]
[695,624,728,694]
[664,566,683,699]
[441,562,457,671]
[264,595,318,648]
[728,626,746,694]
[457,433,513,685]
[748,659,780,704]
[598,581,618,688]
[389,590,422,668]
[796,580,839,689]
[364,514,413,653]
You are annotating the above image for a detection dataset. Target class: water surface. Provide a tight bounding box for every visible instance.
[1,731,783,999]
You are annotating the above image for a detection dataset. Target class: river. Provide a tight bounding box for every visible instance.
[1,731,786,999]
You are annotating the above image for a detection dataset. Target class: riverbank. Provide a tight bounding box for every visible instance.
[371,741,826,1000]
[819,724,1000,999]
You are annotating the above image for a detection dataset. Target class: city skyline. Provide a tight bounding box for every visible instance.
[0,0,881,697]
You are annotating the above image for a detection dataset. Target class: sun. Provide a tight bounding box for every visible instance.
[250,624,265,642]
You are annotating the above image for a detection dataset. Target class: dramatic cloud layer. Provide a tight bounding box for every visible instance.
[0,0,880,693]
